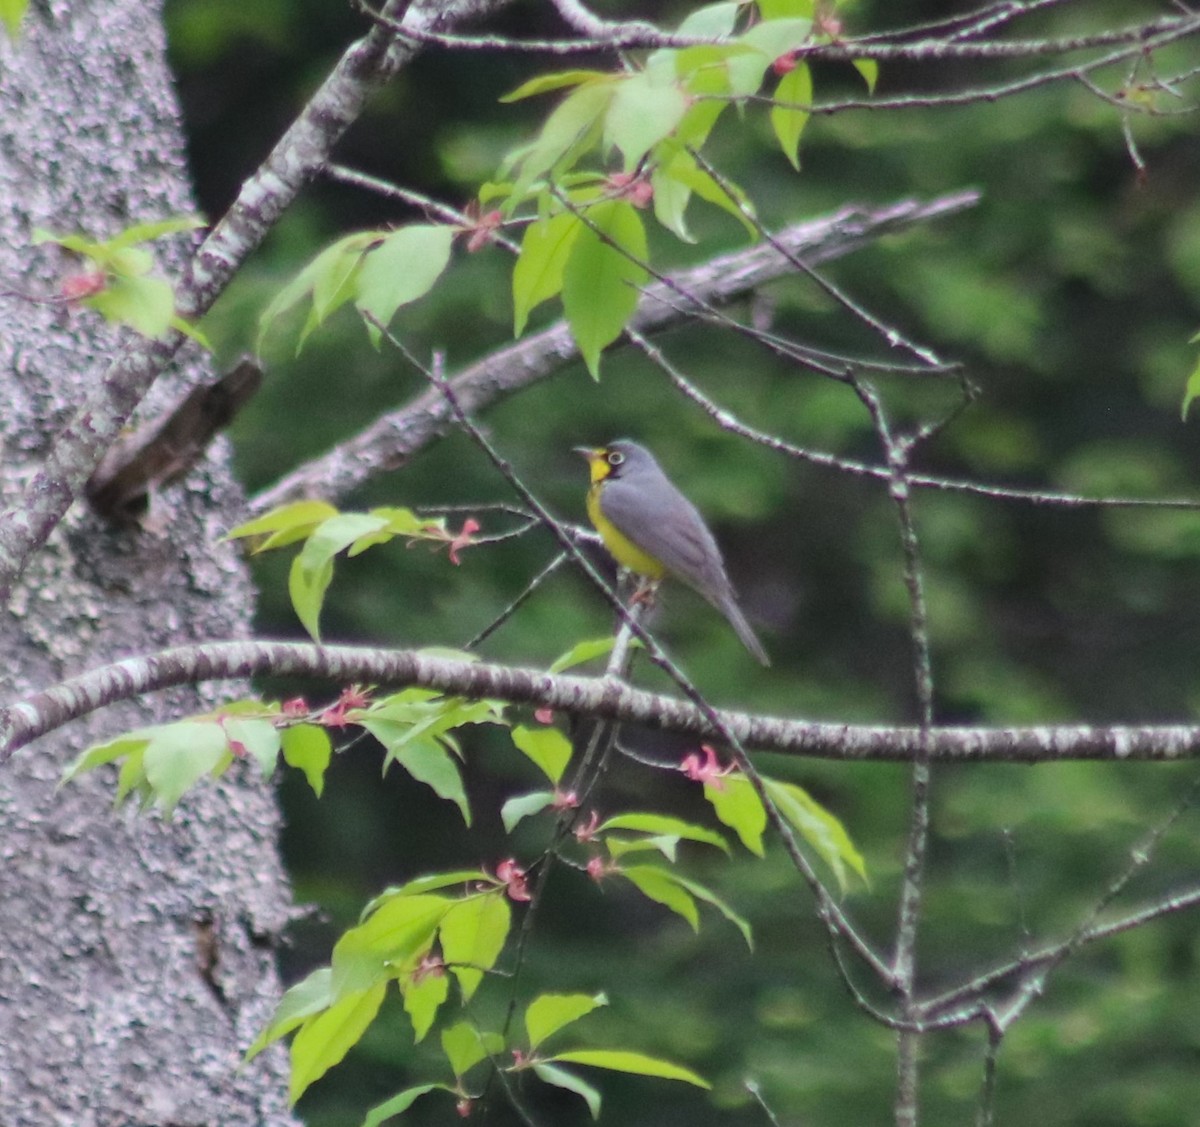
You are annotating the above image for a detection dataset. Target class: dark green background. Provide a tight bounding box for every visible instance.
[165,2,1200,1124]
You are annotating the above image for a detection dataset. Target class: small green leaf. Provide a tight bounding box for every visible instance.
[61,732,153,785]
[665,871,754,949]
[257,232,376,351]
[511,725,573,785]
[604,71,689,171]
[108,215,205,249]
[764,777,867,891]
[355,224,455,340]
[620,865,699,930]
[246,967,333,1061]
[548,636,624,674]
[440,893,511,1002]
[362,871,488,916]
[289,982,387,1105]
[363,724,471,825]
[562,200,648,378]
[741,17,814,56]
[501,790,557,833]
[1,0,28,40]
[442,1021,503,1078]
[288,513,389,640]
[1181,352,1200,420]
[222,716,281,778]
[852,57,879,94]
[757,0,814,17]
[281,724,333,798]
[770,62,812,170]
[332,895,450,999]
[549,1049,711,1089]
[704,775,767,856]
[532,1063,603,1120]
[501,70,610,102]
[508,82,614,208]
[361,1084,445,1127]
[600,813,729,852]
[88,274,176,339]
[526,992,607,1051]
[143,721,228,813]
[401,963,449,1042]
[225,500,340,550]
[512,211,582,336]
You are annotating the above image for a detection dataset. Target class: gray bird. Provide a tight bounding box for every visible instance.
[575,440,770,666]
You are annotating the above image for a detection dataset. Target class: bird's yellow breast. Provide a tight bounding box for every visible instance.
[586,484,666,579]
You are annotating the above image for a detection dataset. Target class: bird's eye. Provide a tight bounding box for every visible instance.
[606,450,625,467]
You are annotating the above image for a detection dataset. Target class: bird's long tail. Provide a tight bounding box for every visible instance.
[715,595,770,667]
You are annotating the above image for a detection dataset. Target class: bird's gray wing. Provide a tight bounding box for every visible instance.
[599,472,734,600]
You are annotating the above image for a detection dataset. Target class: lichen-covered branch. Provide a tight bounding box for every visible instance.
[7,638,1200,765]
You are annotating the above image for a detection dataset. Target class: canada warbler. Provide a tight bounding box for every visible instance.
[575,440,770,666]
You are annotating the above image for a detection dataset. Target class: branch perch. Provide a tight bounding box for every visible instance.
[6,639,1200,764]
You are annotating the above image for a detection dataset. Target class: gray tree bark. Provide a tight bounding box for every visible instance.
[0,4,296,1123]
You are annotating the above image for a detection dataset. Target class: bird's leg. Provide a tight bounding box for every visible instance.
[628,574,659,608]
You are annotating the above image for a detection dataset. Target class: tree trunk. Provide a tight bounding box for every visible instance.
[0,4,295,1123]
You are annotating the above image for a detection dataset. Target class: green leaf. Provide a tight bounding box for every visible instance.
[61,732,153,785]
[526,992,607,1051]
[532,1063,603,1120]
[663,871,754,949]
[654,145,757,240]
[852,57,879,94]
[246,967,333,1061]
[332,895,450,998]
[225,500,340,550]
[501,70,610,102]
[1181,352,1200,420]
[704,775,767,856]
[363,723,471,825]
[257,231,376,351]
[511,725,573,785]
[142,721,228,813]
[440,893,511,1002]
[741,17,814,57]
[501,790,557,833]
[549,1049,711,1089]
[88,274,176,339]
[605,834,679,862]
[508,81,614,208]
[1,0,28,40]
[401,963,450,1042]
[107,215,205,249]
[548,635,625,674]
[770,62,812,170]
[442,1021,504,1078]
[355,224,455,341]
[288,513,389,640]
[281,724,333,798]
[600,813,729,853]
[361,871,488,917]
[289,982,387,1105]
[763,777,867,892]
[562,200,648,378]
[757,0,814,17]
[512,211,582,336]
[604,71,689,172]
[361,1084,445,1127]
[620,865,699,930]
[222,716,281,778]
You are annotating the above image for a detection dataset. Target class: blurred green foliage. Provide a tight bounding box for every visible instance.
[164,1,1200,1124]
